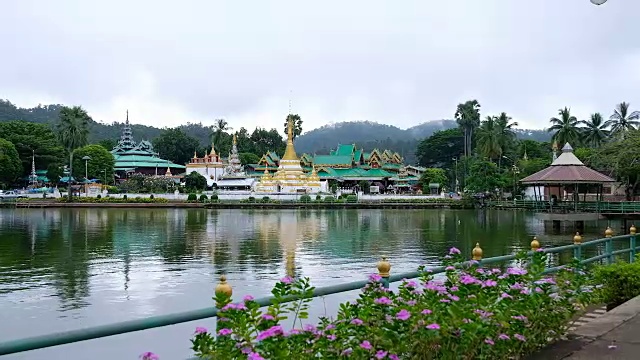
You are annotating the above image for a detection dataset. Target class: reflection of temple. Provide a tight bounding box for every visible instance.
[255,116,323,193]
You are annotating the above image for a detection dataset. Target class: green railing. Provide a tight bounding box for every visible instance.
[490,200,640,213]
[0,226,638,357]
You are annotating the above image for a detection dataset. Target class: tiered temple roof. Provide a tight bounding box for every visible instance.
[111,111,185,176]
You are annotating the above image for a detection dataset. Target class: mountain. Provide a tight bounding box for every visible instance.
[0,99,551,164]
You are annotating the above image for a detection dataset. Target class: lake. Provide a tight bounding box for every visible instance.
[0,208,617,359]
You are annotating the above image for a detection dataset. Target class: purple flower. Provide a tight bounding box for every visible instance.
[535,287,543,293]
[360,340,373,350]
[256,325,283,341]
[507,267,527,276]
[139,352,159,360]
[445,266,455,271]
[482,280,498,287]
[369,273,382,282]
[374,297,393,305]
[261,314,275,321]
[460,274,481,285]
[512,315,528,322]
[194,326,208,334]
[449,294,460,301]
[217,328,232,336]
[376,350,388,359]
[500,292,512,299]
[327,334,337,341]
[421,309,432,315]
[514,334,526,341]
[248,352,265,360]
[243,295,254,302]
[389,355,399,360]
[485,338,495,345]
[406,300,417,306]
[303,324,317,332]
[280,276,293,284]
[450,286,459,292]
[341,348,353,356]
[440,299,450,303]
[404,280,418,288]
[426,323,440,330]
[351,318,364,325]
[498,334,510,340]
[396,309,411,320]
[449,247,461,255]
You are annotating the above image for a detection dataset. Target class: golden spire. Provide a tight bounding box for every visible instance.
[233,133,237,145]
[282,115,298,161]
[193,150,197,159]
[209,143,216,156]
[165,167,172,176]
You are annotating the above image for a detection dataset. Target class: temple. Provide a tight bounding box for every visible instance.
[185,143,225,187]
[111,111,185,179]
[216,134,255,190]
[255,116,323,193]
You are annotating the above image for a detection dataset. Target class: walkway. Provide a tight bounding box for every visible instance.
[530,295,640,360]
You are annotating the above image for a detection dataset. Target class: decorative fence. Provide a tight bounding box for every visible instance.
[0,226,638,357]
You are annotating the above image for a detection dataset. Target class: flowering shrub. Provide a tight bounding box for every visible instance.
[185,249,597,359]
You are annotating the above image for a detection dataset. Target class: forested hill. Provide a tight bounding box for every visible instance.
[0,99,551,164]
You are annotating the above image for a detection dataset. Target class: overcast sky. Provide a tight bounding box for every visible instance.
[1,0,638,133]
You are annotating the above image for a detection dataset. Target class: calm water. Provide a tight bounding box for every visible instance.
[0,208,618,359]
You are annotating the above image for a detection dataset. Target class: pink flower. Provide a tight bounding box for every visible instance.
[369,273,382,282]
[449,247,461,255]
[498,334,510,340]
[426,323,440,330]
[243,295,254,302]
[194,327,208,334]
[375,350,388,359]
[440,299,450,303]
[360,340,372,350]
[256,325,283,341]
[327,334,337,341]
[500,292,512,299]
[139,352,159,360]
[514,334,526,341]
[507,267,527,276]
[248,352,265,360]
[482,280,498,287]
[350,318,364,325]
[280,276,293,284]
[396,309,411,320]
[217,328,232,336]
[449,294,460,301]
[261,314,275,321]
[374,297,393,305]
[511,315,528,322]
[485,338,494,345]
[341,349,353,356]
[421,309,432,315]
[389,354,400,360]
[445,266,455,271]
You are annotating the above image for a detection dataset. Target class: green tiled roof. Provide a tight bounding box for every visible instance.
[364,169,394,177]
[335,144,355,157]
[269,152,280,161]
[382,163,402,170]
[363,152,371,161]
[313,155,353,166]
[113,154,185,170]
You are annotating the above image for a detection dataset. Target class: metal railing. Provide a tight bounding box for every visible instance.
[0,225,638,357]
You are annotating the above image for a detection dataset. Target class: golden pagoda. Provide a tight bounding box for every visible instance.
[255,116,322,193]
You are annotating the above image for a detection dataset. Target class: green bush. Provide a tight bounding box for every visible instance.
[96,194,101,199]
[56,197,169,204]
[346,194,358,203]
[187,193,197,202]
[211,193,219,203]
[248,196,256,203]
[149,194,154,199]
[315,194,321,201]
[199,194,208,202]
[324,196,335,203]
[123,194,128,200]
[261,196,270,203]
[594,260,640,309]
[300,194,312,203]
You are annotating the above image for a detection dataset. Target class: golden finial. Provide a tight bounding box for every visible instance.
[233,133,237,145]
[215,275,232,298]
[531,236,540,251]
[631,224,636,235]
[209,143,216,156]
[605,226,614,238]
[377,257,391,277]
[281,115,299,161]
[165,167,172,176]
[472,243,483,260]
[573,232,582,244]
[193,150,198,159]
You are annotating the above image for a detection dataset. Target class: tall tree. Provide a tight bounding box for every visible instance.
[283,114,303,139]
[0,138,22,187]
[548,107,580,146]
[0,121,64,176]
[605,102,640,137]
[415,128,464,168]
[56,106,91,199]
[454,100,481,158]
[152,128,202,166]
[476,116,502,161]
[494,112,518,155]
[579,113,609,147]
[72,145,115,182]
[212,118,231,149]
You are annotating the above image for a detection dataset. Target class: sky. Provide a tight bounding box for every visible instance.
[1,0,638,132]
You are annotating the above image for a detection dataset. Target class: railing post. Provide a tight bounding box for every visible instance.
[215,275,232,331]
[605,226,614,264]
[377,257,391,289]
[573,232,582,261]
[630,225,637,263]
[472,243,483,264]
[531,236,540,251]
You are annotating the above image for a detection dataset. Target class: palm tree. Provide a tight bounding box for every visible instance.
[212,118,231,149]
[283,114,303,139]
[548,107,581,146]
[476,116,502,161]
[579,113,609,147]
[56,106,91,200]
[454,100,481,157]
[494,112,518,153]
[605,102,640,137]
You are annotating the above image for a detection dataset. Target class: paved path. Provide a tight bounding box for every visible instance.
[530,296,640,359]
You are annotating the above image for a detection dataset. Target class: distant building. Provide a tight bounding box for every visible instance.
[111,111,185,179]
[185,144,225,187]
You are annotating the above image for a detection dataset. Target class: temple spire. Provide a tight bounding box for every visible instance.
[281,115,298,161]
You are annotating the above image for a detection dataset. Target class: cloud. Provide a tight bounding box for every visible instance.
[1,0,639,132]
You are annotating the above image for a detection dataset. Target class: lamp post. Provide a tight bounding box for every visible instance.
[82,156,91,180]
[102,169,107,184]
[452,157,458,193]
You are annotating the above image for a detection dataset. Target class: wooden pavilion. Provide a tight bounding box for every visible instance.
[519,143,615,212]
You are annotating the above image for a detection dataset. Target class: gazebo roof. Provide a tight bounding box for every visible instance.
[520,143,615,184]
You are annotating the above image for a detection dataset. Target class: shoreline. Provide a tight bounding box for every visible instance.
[2,201,462,209]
